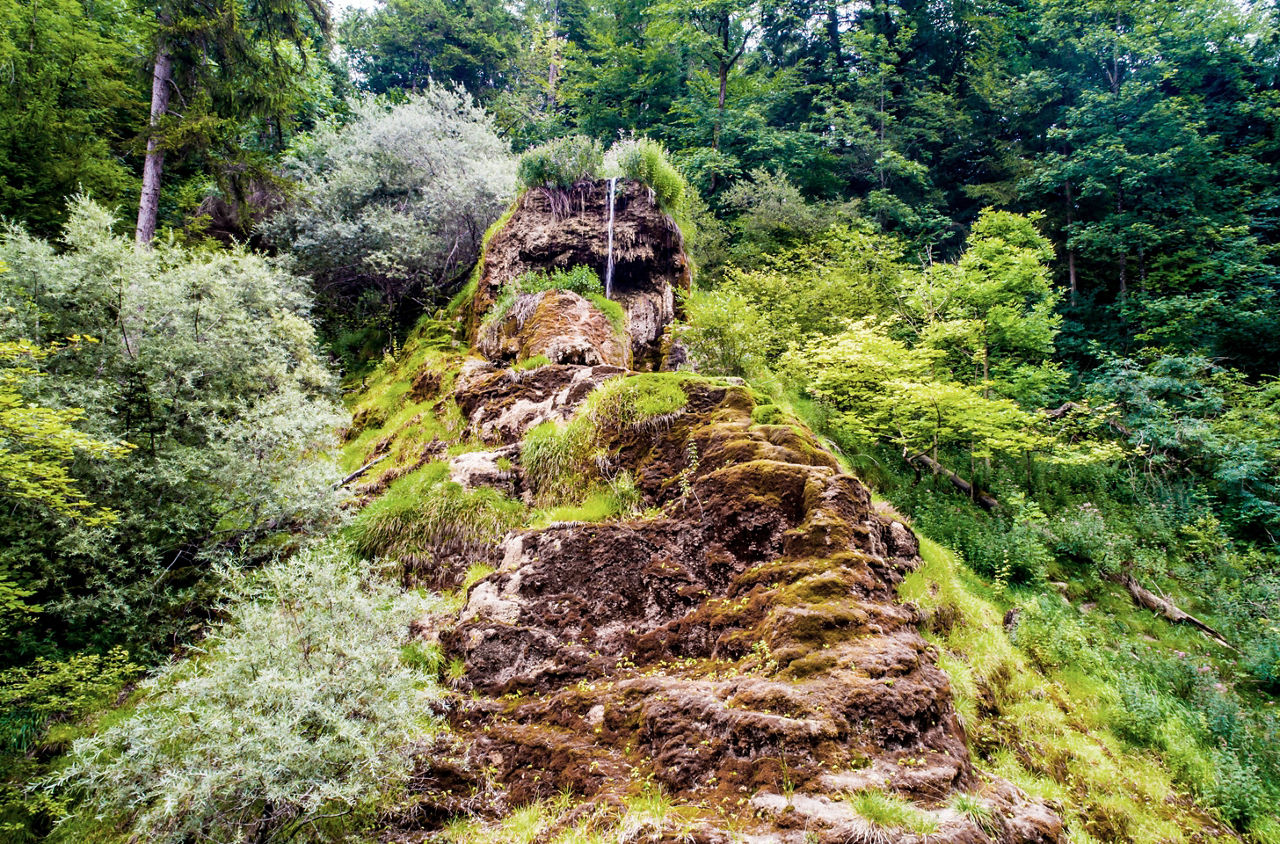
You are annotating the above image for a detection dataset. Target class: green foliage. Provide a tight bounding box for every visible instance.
[0,649,139,754]
[678,289,776,383]
[907,210,1065,407]
[483,265,608,328]
[846,790,938,835]
[521,374,692,506]
[340,0,518,99]
[0,0,142,236]
[51,542,442,843]
[612,138,690,219]
[0,338,128,523]
[782,319,1050,462]
[686,223,909,365]
[517,135,604,190]
[899,536,1274,841]
[0,199,345,658]
[348,465,525,562]
[516,265,603,297]
[264,88,516,338]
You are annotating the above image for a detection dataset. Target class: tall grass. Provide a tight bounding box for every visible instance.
[521,373,692,506]
[348,464,525,562]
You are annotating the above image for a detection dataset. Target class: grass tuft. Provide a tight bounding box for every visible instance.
[348,466,525,565]
[846,790,938,836]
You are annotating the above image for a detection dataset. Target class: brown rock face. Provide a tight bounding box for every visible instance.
[477,289,629,368]
[397,190,1064,842]
[420,372,1064,843]
[472,182,691,369]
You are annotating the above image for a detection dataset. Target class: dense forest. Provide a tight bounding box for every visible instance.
[3,0,1280,840]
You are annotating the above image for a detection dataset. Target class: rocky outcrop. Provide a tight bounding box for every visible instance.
[394,191,1065,842]
[477,289,629,368]
[410,367,1064,842]
[452,359,624,444]
[471,181,691,370]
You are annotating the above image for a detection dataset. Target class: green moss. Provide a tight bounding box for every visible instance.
[586,293,626,335]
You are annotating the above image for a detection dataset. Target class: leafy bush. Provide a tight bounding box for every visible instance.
[51,542,442,843]
[517,135,603,190]
[262,87,515,328]
[0,649,139,754]
[679,288,777,383]
[613,138,688,216]
[0,199,345,659]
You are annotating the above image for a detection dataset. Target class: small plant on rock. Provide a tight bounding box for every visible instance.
[483,265,608,328]
[846,790,939,837]
[950,792,997,834]
[613,137,688,218]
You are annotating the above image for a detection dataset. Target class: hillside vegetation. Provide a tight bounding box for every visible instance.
[1,0,1279,840]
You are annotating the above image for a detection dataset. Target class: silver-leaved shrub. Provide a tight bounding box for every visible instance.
[262,86,516,310]
[51,542,443,843]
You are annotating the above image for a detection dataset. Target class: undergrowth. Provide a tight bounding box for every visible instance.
[521,373,692,506]
[900,536,1250,843]
[348,465,525,566]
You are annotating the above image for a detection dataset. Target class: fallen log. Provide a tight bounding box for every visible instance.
[1108,572,1235,650]
[904,450,1000,511]
[334,454,387,489]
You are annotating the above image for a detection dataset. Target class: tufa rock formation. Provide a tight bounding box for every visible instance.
[397,182,1066,842]
[471,182,691,371]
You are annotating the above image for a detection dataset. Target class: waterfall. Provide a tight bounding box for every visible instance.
[604,176,617,299]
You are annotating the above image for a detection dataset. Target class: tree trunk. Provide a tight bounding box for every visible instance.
[716,59,727,150]
[1107,572,1235,650]
[136,45,172,246]
[904,449,1000,511]
[826,4,843,68]
[1065,180,1077,306]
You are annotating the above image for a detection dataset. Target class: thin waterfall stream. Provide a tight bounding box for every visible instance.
[604,176,617,298]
